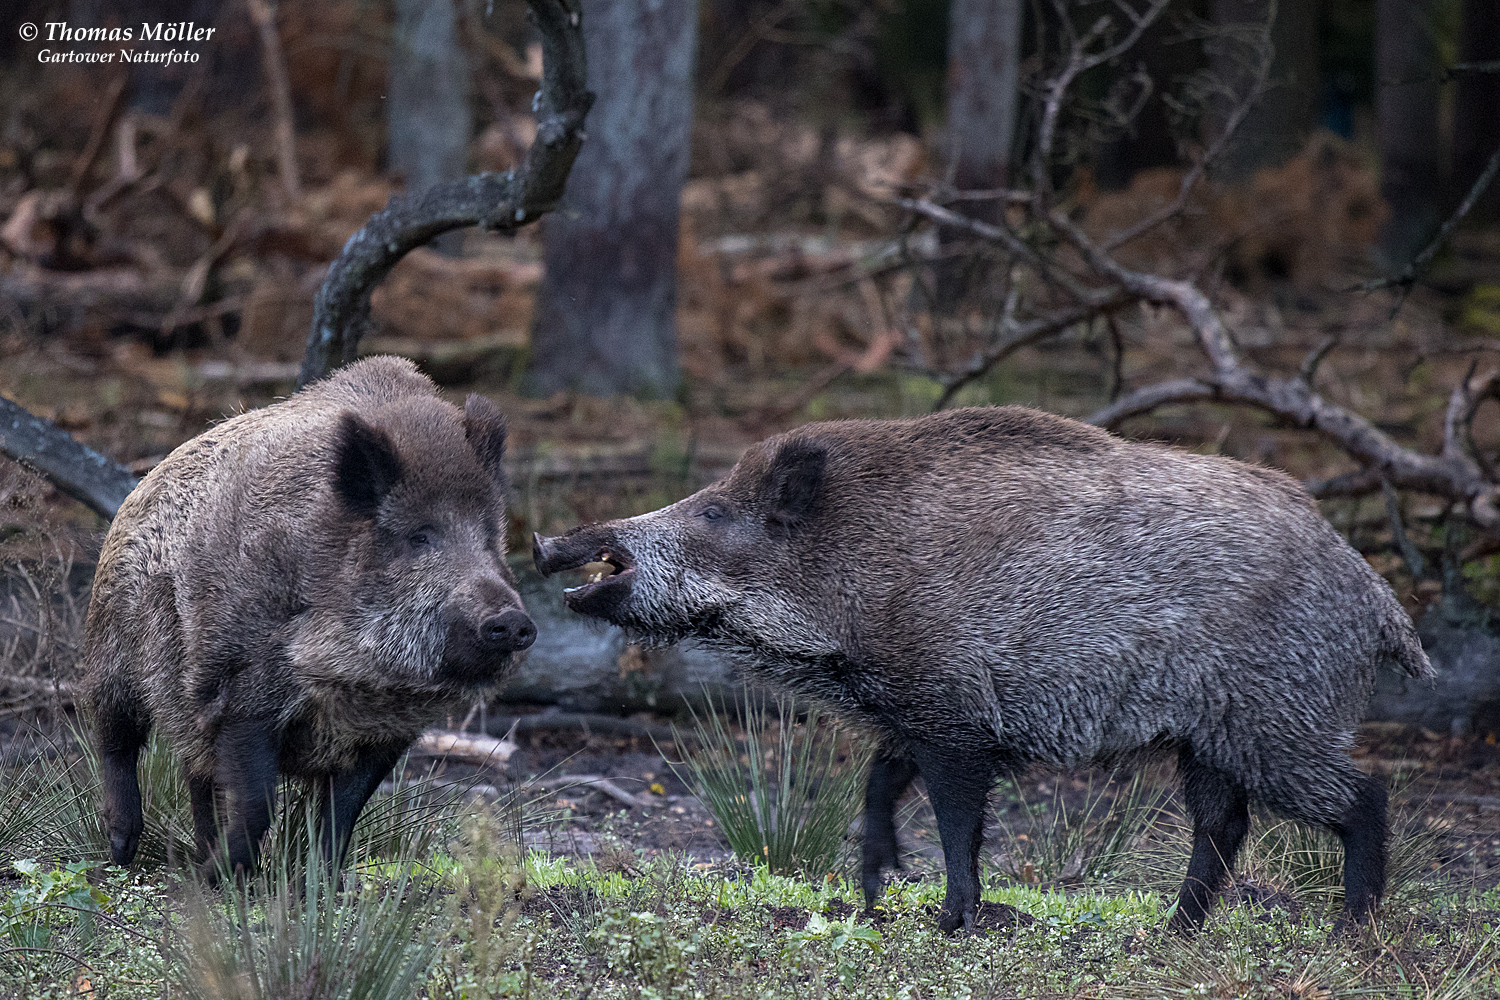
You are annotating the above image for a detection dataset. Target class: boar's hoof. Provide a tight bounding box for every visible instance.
[937,904,974,935]
[482,609,536,653]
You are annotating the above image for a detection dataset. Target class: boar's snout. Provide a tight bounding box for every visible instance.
[439,581,535,685]
[532,529,608,577]
[481,608,536,653]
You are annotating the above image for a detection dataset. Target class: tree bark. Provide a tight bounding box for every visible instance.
[388,0,473,254]
[525,0,697,400]
[1453,0,1500,222]
[1210,0,1320,180]
[1375,0,1445,267]
[933,0,1022,312]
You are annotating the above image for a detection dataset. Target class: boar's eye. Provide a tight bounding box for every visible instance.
[698,504,726,523]
[407,528,435,551]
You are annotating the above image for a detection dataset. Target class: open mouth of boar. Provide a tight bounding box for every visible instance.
[557,548,636,614]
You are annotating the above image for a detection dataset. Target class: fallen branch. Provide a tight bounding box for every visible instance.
[0,398,137,519]
[1046,203,1500,532]
[415,727,519,768]
[0,674,79,696]
[488,711,682,744]
[298,0,592,387]
[516,773,657,808]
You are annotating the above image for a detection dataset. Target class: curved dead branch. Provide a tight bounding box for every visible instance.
[0,397,137,519]
[901,0,1499,540]
[1059,208,1500,533]
[298,0,592,387]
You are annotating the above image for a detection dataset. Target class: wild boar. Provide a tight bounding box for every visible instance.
[83,356,534,876]
[533,406,1430,933]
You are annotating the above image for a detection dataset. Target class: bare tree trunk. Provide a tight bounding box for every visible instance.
[934,0,1022,312]
[1376,0,1444,268]
[526,0,697,400]
[388,0,473,255]
[1453,0,1500,222]
[1210,0,1320,180]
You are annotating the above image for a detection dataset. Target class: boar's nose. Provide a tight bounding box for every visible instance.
[481,609,536,653]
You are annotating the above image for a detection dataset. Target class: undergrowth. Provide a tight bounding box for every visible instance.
[0,723,1492,999]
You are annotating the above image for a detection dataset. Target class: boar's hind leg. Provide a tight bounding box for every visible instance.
[1171,752,1250,934]
[862,752,919,910]
[910,745,995,933]
[315,741,409,869]
[1332,772,1389,932]
[209,719,282,880]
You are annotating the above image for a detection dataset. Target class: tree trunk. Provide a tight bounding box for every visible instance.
[388,0,473,254]
[934,0,1022,312]
[525,0,697,400]
[1375,0,1444,267]
[1210,0,1321,181]
[1453,0,1500,222]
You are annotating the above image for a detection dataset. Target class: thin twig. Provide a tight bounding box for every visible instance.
[246,0,300,202]
[1100,4,1275,253]
[1382,478,1427,580]
[1352,142,1500,310]
[1031,0,1171,211]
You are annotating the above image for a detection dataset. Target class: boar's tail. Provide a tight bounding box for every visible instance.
[1382,614,1434,680]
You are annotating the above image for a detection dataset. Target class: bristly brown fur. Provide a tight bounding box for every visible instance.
[534,404,1431,933]
[83,356,534,875]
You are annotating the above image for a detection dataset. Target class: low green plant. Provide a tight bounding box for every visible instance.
[781,911,883,992]
[0,858,112,995]
[0,741,77,862]
[174,801,442,1000]
[430,810,538,1000]
[991,768,1169,884]
[668,689,872,877]
[588,907,705,998]
[2,859,110,950]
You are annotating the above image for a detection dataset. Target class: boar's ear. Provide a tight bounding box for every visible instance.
[765,439,826,531]
[463,394,508,487]
[334,412,403,518]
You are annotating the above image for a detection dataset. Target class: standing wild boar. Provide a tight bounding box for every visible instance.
[533,407,1431,933]
[83,356,535,876]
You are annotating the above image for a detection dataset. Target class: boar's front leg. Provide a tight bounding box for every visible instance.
[314,741,409,868]
[95,707,150,866]
[208,718,283,880]
[910,744,995,933]
[862,752,919,910]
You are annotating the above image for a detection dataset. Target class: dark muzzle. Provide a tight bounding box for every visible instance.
[481,608,536,653]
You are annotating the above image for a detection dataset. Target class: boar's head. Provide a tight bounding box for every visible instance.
[532,437,834,652]
[310,392,535,688]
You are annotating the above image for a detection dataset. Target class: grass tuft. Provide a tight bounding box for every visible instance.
[174,800,442,1000]
[991,768,1171,886]
[667,688,872,878]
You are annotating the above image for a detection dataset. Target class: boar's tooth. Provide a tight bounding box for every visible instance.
[563,585,581,594]
[588,571,604,583]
